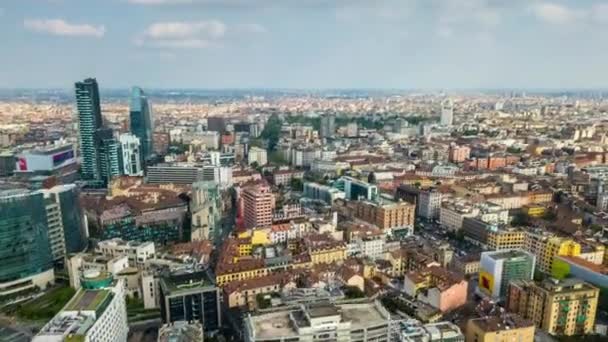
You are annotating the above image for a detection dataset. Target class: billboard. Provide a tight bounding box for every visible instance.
[52,149,75,166]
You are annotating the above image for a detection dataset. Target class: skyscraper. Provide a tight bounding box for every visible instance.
[95,128,123,185]
[119,133,143,176]
[440,99,454,126]
[320,114,336,138]
[129,86,153,161]
[75,78,103,182]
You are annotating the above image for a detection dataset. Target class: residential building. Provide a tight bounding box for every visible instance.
[34,272,128,342]
[223,272,285,309]
[159,271,221,333]
[351,197,415,236]
[448,145,470,163]
[242,185,274,229]
[507,278,599,336]
[191,181,223,243]
[465,314,535,342]
[95,238,155,267]
[440,201,479,231]
[320,114,336,139]
[478,249,535,300]
[130,86,154,160]
[75,78,103,184]
[523,231,581,274]
[248,146,267,166]
[403,266,468,313]
[451,253,480,276]
[243,302,392,342]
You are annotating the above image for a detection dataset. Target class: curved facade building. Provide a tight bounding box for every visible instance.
[0,189,54,296]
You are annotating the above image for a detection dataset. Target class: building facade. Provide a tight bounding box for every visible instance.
[75,78,103,184]
[129,86,154,161]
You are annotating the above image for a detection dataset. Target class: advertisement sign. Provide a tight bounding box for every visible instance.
[18,158,27,171]
[52,149,75,166]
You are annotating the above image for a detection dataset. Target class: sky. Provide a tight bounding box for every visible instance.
[1,0,608,89]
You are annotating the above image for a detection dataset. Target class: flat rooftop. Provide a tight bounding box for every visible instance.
[160,271,215,294]
[65,289,111,312]
[248,302,389,340]
[486,250,531,261]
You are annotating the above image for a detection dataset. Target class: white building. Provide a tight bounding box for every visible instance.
[34,273,129,342]
[440,99,454,126]
[440,201,479,231]
[291,147,321,168]
[418,189,444,220]
[67,253,129,289]
[248,146,268,166]
[244,302,391,342]
[202,165,233,188]
[346,122,359,137]
[119,133,143,176]
[96,238,155,268]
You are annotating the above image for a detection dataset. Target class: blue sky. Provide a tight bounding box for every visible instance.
[1,0,608,89]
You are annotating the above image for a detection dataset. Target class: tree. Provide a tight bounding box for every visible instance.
[290,178,303,191]
[260,114,282,151]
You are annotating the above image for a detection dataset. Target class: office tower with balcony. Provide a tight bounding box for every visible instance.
[75,78,103,184]
[129,86,153,161]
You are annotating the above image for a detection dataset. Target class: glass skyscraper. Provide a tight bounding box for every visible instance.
[130,86,153,161]
[95,128,123,185]
[0,189,54,287]
[75,78,103,183]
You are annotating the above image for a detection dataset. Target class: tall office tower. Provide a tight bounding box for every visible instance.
[119,133,143,176]
[0,189,55,295]
[440,98,454,126]
[75,78,103,183]
[242,185,274,229]
[95,128,123,185]
[320,114,336,138]
[129,86,154,161]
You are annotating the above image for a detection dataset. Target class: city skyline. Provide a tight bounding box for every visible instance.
[3,0,608,89]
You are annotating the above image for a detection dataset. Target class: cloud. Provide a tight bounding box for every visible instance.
[437,26,454,38]
[530,2,586,25]
[135,20,265,49]
[24,19,105,37]
[591,3,608,24]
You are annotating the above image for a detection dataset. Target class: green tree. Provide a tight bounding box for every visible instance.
[290,178,303,191]
[261,114,283,151]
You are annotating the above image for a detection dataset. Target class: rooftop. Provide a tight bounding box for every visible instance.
[160,270,216,294]
[65,289,112,312]
[469,314,534,332]
[485,249,532,261]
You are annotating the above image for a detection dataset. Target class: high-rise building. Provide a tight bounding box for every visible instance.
[75,78,103,183]
[14,143,79,183]
[207,116,226,133]
[466,314,535,342]
[42,184,88,264]
[159,271,221,334]
[95,128,123,185]
[478,249,535,300]
[242,185,274,229]
[440,99,454,126]
[507,278,599,336]
[320,114,336,138]
[119,133,143,176]
[146,165,203,184]
[34,272,129,342]
[130,86,154,161]
[0,189,55,296]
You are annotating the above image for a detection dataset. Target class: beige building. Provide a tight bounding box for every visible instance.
[466,314,535,342]
[507,278,599,336]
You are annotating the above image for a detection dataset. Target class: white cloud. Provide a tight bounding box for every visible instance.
[591,3,608,24]
[24,19,105,38]
[143,20,226,40]
[530,2,587,25]
[136,20,264,49]
[437,26,454,38]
